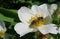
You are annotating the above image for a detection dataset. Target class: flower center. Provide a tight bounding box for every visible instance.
[0,30,5,38]
[29,14,45,28]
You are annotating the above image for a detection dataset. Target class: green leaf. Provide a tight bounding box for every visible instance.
[0,7,20,22]
[48,0,56,2]
[18,0,25,3]
[57,2,60,9]
[0,14,14,23]
[0,7,17,14]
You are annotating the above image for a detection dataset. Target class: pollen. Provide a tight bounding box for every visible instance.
[29,14,44,28]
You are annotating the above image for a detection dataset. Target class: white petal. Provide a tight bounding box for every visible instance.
[0,21,6,31]
[0,25,3,31]
[37,24,58,35]
[48,24,58,34]
[31,4,51,18]
[49,4,57,15]
[58,28,60,34]
[39,4,50,18]
[44,15,52,24]
[14,23,33,37]
[31,5,39,14]
[18,7,33,24]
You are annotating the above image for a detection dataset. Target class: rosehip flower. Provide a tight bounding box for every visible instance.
[14,4,58,37]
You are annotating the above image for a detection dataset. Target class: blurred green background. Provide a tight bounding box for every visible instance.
[0,0,60,39]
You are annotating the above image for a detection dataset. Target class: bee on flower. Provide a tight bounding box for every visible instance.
[14,4,58,37]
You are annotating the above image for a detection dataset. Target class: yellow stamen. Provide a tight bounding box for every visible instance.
[0,30,6,38]
[29,14,41,24]
[29,14,44,28]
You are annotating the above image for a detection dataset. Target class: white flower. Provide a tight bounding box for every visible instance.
[14,4,58,37]
[58,28,60,34]
[0,21,6,38]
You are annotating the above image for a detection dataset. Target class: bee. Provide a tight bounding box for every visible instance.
[29,17,44,28]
